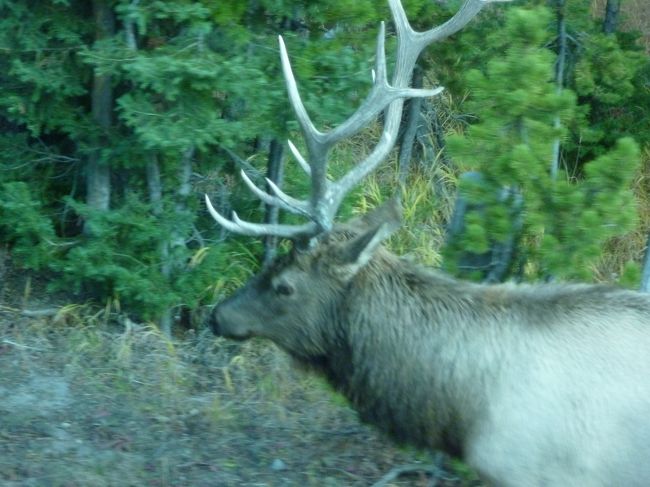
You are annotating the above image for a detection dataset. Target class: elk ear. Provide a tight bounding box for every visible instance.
[338,220,397,277]
[349,196,403,231]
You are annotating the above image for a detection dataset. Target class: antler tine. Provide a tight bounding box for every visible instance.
[205,194,316,238]
[264,177,312,217]
[420,0,512,45]
[279,36,325,149]
[374,21,388,90]
[238,169,310,217]
[287,140,311,176]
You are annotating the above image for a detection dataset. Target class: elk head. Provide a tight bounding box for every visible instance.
[208,199,402,358]
[205,0,508,352]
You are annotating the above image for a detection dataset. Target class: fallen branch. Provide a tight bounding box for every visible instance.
[1,339,48,352]
[371,462,448,487]
[20,308,60,318]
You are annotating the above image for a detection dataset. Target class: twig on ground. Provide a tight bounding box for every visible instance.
[0,305,20,312]
[1,339,48,352]
[371,463,447,487]
[20,308,60,317]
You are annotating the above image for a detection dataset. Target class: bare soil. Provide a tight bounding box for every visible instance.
[0,268,475,487]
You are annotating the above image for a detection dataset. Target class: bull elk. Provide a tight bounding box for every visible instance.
[204,0,650,485]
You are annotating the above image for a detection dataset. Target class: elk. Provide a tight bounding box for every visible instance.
[204,1,650,485]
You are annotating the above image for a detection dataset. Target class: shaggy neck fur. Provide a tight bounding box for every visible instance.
[305,250,508,453]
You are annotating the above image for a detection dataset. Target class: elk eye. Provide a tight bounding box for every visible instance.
[275,282,295,296]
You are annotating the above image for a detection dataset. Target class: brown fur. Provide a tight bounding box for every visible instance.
[209,203,650,486]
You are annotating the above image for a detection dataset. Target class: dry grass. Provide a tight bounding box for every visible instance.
[591,0,650,52]
[596,146,650,282]
[330,89,461,267]
[0,268,472,487]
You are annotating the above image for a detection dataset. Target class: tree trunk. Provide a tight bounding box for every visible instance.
[640,232,650,292]
[398,66,423,185]
[425,100,449,168]
[160,146,195,337]
[146,154,173,335]
[550,0,567,181]
[263,139,285,264]
[603,0,620,35]
[125,3,173,335]
[84,0,114,234]
[173,146,195,251]
[146,155,163,215]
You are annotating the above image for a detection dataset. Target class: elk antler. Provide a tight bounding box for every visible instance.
[206,0,510,239]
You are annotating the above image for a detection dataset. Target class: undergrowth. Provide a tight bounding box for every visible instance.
[0,269,468,486]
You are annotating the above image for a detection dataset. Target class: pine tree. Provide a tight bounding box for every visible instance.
[0,0,385,331]
[444,5,640,282]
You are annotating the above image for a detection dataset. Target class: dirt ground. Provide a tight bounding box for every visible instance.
[0,269,477,487]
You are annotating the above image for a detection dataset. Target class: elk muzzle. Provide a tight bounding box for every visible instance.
[208,296,255,340]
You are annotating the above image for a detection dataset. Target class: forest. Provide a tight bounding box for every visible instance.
[1,0,649,332]
[0,0,649,484]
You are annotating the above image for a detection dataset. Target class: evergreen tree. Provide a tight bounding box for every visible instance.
[0,0,383,332]
[541,0,649,171]
[444,5,640,282]
[0,0,647,330]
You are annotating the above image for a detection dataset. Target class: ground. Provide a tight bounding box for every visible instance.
[0,268,477,487]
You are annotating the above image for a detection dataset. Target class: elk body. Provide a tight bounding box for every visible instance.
[204,0,650,485]
[210,202,650,486]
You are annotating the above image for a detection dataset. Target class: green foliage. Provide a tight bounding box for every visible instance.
[0,0,647,329]
[537,138,639,280]
[0,182,57,269]
[445,6,641,281]
[0,1,91,138]
[0,0,267,323]
[575,35,638,104]
[564,9,649,164]
[50,196,180,318]
[0,0,381,329]
[48,194,257,320]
